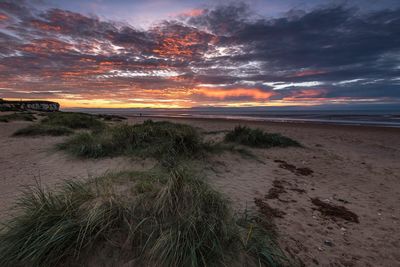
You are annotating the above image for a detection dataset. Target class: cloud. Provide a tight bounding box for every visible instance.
[0,1,399,107]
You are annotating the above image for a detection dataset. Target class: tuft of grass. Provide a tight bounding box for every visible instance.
[0,166,287,267]
[225,126,300,148]
[131,166,238,266]
[237,213,287,267]
[58,120,203,163]
[12,112,105,137]
[0,179,127,267]
[41,112,105,130]
[97,114,127,121]
[13,124,74,136]
[0,112,36,123]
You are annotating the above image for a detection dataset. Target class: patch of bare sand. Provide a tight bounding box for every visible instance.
[127,116,400,267]
[0,121,155,219]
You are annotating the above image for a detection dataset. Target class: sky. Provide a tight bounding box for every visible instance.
[0,0,399,108]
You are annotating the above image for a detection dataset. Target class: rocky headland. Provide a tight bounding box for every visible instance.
[0,99,60,112]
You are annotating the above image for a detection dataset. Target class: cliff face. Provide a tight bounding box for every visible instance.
[0,99,60,112]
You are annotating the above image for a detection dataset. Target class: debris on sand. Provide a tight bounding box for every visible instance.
[255,198,286,218]
[311,198,359,223]
[274,160,314,176]
[266,180,306,203]
[290,188,306,194]
[266,180,287,199]
[296,167,313,176]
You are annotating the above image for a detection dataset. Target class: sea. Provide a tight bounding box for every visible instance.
[66,107,400,128]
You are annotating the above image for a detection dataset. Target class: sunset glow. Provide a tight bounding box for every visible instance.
[0,1,399,108]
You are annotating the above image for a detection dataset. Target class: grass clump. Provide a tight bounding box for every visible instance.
[97,114,127,121]
[13,124,74,136]
[0,179,127,267]
[0,167,288,266]
[237,213,287,266]
[58,120,203,162]
[12,112,105,137]
[131,166,237,266]
[0,166,286,267]
[41,112,105,130]
[0,112,36,123]
[225,126,300,148]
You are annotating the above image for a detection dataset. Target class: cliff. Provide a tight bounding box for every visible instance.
[0,99,60,112]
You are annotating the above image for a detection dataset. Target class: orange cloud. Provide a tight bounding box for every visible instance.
[152,26,212,59]
[19,38,74,54]
[30,20,62,32]
[180,9,204,17]
[195,88,274,99]
[0,13,9,21]
[282,89,327,101]
[153,33,198,57]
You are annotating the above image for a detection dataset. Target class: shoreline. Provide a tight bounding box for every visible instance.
[125,114,400,132]
[67,108,400,129]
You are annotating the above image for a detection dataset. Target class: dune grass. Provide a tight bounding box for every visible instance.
[41,112,105,130]
[225,126,300,148]
[96,114,127,121]
[0,166,286,267]
[58,120,203,163]
[0,112,36,123]
[0,178,127,267]
[13,112,105,136]
[13,124,74,136]
[2,118,292,266]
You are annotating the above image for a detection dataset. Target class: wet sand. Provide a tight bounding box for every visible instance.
[1,116,399,266]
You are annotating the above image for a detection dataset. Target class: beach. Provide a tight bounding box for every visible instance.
[0,115,399,266]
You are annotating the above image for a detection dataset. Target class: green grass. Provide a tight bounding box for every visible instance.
[0,178,127,267]
[12,112,105,136]
[225,126,300,148]
[96,114,127,121]
[13,124,74,136]
[0,107,17,112]
[41,112,105,130]
[0,112,36,123]
[58,120,203,163]
[0,166,287,267]
[2,120,291,266]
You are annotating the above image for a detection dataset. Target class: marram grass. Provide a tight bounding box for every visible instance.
[57,120,203,163]
[0,112,36,123]
[225,125,300,148]
[13,124,74,136]
[0,166,287,267]
[13,111,105,136]
[41,112,105,130]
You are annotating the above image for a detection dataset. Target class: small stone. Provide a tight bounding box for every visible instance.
[324,240,334,247]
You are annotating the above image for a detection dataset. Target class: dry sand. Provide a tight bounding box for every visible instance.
[1,115,399,266]
[0,120,153,218]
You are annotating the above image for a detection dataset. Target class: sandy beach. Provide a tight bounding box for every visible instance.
[1,115,399,266]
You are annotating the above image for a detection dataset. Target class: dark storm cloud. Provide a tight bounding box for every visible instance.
[186,4,400,103]
[187,3,249,35]
[0,0,399,106]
